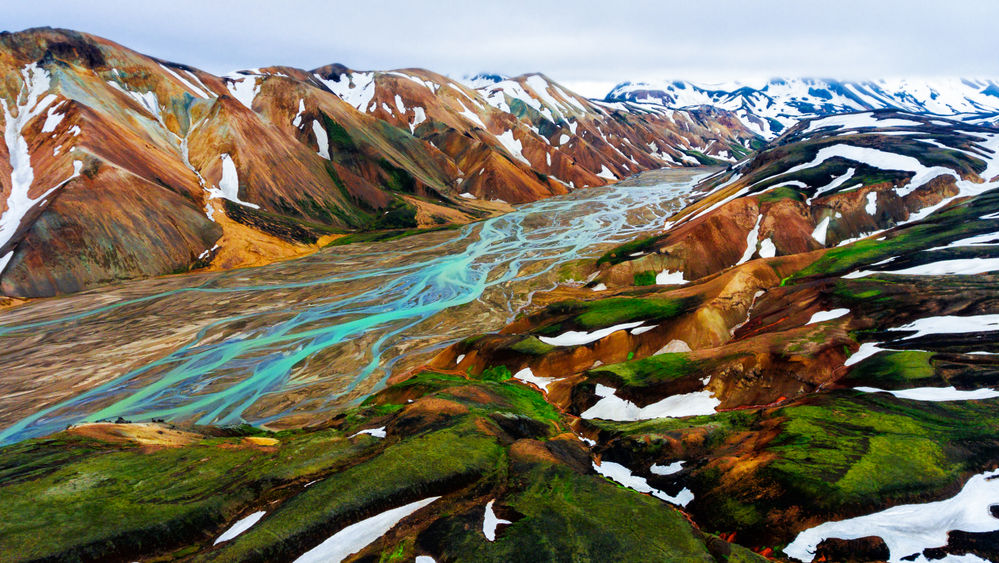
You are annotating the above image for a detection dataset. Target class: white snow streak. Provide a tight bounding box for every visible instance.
[538,321,645,347]
[482,500,511,542]
[294,497,440,563]
[581,382,720,421]
[214,511,266,545]
[592,460,694,506]
[784,469,999,562]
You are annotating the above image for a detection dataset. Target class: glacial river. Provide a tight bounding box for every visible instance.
[0,168,708,445]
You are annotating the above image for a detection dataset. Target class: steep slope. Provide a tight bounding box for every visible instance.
[0,372,767,562]
[607,77,999,138]
[595,110,998,284]
[0,27,760,298]
[0,28,461,297]
[4,114,999,561]
[312,67,756,200]
[420,113,999,561]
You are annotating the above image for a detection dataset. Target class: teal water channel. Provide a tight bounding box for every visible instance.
[0,168,708,444]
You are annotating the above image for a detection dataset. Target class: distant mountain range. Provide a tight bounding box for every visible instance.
[605,78,999,137]
[0,28,756,298]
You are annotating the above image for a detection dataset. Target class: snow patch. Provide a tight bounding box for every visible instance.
[811,216,831,245]
[592,460,694,506]
[737,215,763,264]
[513,367,556,392]
[312,120,330,159]
[294,497,440,563]
[656,270,687,285]
[409,107,426,133]
[214,511,266,545]
[160,64,212,98]
[866,192,878,215]
[495,130,529,165]
[315,71,376,112]
[581,382,719,421]
[854,386,999,401]
[206,154,259,209]
[758,238,777,258]
[650,461,684,475]
[851,257,999,278]
[482,500,511,541]
[226,76,260,109]
[40,104,64,133]
[784,469,999,563]
[350,426,386,439]
[1,64,82,275]
[806,308,850,325]
[538,321,645,347]
[596,165,617,180]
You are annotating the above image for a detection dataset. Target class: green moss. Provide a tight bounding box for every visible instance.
[633,270,656,286]
[683,149,728,167]
[510,336,556,356]
[379,158,417,193]
[210,420,506,561]
[835,435,951,497]
[596,235,659,266]
[728,143,753,160]
[555,260,591,283]
[843,350,938,387]
[756,186,804,204]
[490,381,563,425]
[588,353,699,388]
[571,296,696,330]
[320,113,357,152]
[436,464,720,562]
[479,365,513,382]
[378,538,412,562]
[791,198,996,280]
[588,408,757,451]
[0,428,371,561]
[370,200,418,230]
[762,394,982,509]
[388,372,468,395]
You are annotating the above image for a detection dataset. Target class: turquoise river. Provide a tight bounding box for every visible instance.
[0,168,708,445]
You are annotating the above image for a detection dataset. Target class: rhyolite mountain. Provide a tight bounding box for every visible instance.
[606,77,999,138]
[0,27,758,299]
[4,111,999,561]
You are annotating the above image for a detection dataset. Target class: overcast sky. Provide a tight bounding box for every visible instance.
[6,0,999,97]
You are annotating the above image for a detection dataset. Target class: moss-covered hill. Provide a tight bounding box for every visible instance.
[422,113,999,562]
[3,112,999,562]
[0,371,764,562]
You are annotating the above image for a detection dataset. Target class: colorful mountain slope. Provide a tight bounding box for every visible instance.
[3,114,999,560]
[0,27,759,298]
[606,77,999,138]
[418,112,999,561]
[0,373,767,562]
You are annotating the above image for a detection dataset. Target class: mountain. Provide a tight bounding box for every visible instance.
[0,28,759,299]
[6,111,999,561]
[606,77,999,138]
[441,110,999,561]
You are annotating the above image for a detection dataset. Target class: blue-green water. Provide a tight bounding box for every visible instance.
[0,169,705,445]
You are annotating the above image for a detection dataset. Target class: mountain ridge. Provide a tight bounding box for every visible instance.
[0,27,758,298]
[606,77,999,138]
